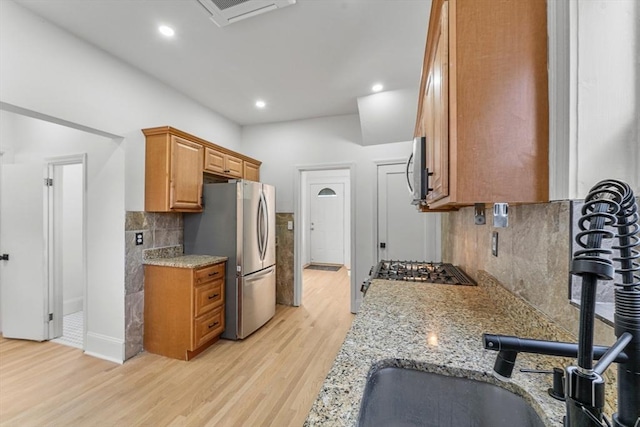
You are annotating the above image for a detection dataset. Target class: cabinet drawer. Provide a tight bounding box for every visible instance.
[193,306,224,349]
[195,263,225,285]
[194,280,224,317]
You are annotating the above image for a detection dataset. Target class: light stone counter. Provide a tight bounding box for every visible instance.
[143,254,227,269]
[141,245,227,269]
[304,272,582,427]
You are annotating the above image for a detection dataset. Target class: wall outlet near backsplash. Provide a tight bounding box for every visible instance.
[492,232,498,257]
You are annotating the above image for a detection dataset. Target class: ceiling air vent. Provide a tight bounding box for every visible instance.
[197,0,296,27]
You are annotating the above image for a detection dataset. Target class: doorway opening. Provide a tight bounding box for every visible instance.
[48,157,87,349]
[294,165,355,312]
[375,161,442,263]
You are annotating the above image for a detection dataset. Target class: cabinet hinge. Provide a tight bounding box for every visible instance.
[48,313,53,321]
[44,178,53,187]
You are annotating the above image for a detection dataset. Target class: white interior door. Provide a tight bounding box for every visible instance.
[310,183,344,265]
[0,163,49,340]
[377,163,442,262]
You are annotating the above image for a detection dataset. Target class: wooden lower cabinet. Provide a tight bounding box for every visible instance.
[144,262,225,361]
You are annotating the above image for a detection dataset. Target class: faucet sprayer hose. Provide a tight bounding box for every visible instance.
[572,179,639,427]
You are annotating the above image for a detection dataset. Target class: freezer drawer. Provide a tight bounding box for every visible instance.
[239,266,276,339]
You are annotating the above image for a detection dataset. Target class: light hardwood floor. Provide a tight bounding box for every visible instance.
[0,267,354,427]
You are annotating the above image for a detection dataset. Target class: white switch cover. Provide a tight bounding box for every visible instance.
[287,221,293,230]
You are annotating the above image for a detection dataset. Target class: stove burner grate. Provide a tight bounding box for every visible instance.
[374,260,475,286]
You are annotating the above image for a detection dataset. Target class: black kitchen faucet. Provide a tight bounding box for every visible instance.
[483,179,639,427]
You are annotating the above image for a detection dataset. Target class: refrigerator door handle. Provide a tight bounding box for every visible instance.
[256,193,264,261]
[261,190,269,262]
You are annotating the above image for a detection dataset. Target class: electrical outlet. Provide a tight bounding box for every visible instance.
[135,232,143,246]
[492,232,498,257]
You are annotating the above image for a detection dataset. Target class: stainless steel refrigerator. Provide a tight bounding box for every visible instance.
[184,180,276,340]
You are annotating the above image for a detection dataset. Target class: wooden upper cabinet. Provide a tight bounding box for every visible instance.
[425,1,449,205]
[144,131,203,212]
[143,127,262,212]
[170,137,205,210]
[243,161,260,182]
[203,147,243,179]
[415,0,549,209]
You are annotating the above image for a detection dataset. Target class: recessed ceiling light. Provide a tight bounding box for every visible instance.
[158,25,175,37]
[372,83,384,92]
[255,100,266,109]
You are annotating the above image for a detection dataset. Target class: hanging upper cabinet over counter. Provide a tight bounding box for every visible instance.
[415,0,549,210]
[143,126,262,212]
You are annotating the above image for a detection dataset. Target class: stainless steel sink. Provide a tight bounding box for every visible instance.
[358,366,546,427]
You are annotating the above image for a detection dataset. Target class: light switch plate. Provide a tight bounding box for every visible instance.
[493,203,509,228]
[287,220,293,230]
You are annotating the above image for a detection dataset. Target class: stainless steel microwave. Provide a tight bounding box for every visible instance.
[406,136,427,205]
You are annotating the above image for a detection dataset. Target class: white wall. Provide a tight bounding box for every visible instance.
[0,1,242,362]
[1,110,124,359]
[549,0,639,199]
[241,114,413,310]
[0,0,242,212]
[575,0,639,196]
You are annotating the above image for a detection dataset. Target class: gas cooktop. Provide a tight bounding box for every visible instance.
[361,260,475,294]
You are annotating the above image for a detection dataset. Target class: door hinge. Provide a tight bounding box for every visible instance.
[48,313,53,321]
[44,178,53,187]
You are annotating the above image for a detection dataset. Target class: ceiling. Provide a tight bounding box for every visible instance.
[14,0,431,127]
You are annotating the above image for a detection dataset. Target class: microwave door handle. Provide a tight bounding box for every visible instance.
[406,152,414,194]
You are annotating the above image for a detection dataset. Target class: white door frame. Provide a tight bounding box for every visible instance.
[294,163,356,312]
[46,154,87,346]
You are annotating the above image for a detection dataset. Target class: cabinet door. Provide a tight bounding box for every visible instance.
[243,161,260,182]
[225,154,243,178]
[170,136,203,210]
[426,1,449,204]
[204,147,225,174]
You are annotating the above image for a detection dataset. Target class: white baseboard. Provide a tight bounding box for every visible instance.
[84,331,124,364]
[63,297,84,315]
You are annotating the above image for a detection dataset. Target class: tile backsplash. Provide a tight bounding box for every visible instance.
[442,201,615,345]
[124,211,183,360]
[276,213,295,306]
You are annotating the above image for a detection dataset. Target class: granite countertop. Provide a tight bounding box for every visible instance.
[305,274,574,427]
[142,246,227,269]
[143,254,227,269]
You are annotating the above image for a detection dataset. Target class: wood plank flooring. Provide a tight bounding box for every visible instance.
[0,267,354,427]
